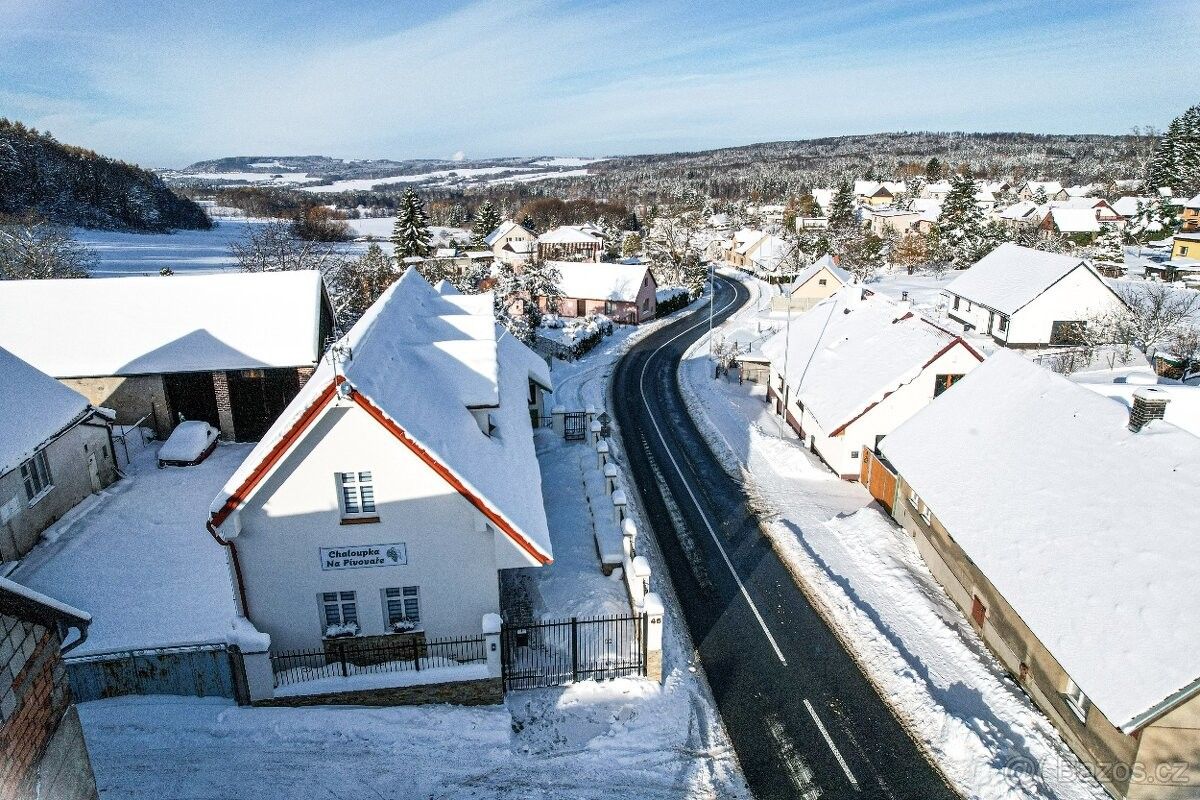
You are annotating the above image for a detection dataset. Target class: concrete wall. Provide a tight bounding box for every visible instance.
[256,677,503,708]
[0,421,117,562]
[0,614,98,800]
[887,476,1192,800]
[234,403,509,652]
[61,375,170,434]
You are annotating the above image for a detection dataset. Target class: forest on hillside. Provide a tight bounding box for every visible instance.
[0,119,211,231]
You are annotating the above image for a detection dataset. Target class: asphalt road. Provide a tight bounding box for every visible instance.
[611,274,959,800]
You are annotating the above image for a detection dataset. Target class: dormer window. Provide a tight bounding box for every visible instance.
[471,408,498,437]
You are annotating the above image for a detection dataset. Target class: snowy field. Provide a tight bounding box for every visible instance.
[675,269,1108,800]
[11,440,248,656]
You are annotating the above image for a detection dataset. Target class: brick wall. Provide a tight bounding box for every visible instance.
[0,613,75,800]
[212,371,236,440]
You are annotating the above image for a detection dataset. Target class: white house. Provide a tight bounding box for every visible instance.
[537,225,603,262]
[943,243,1125,347]
[207,270,553,653]
[1018,180,1066,201]
[0,347,118,562]
[760,289,982,478]
[483,220,535,266]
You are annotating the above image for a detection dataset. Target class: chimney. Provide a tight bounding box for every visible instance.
[1128,388,1170,432]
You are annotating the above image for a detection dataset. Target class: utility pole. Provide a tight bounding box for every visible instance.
[707,257,715,364]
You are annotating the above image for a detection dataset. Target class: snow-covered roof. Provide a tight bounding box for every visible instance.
[1184,193,1200,211]
[1022,180,1063,195]
[538,226,601,244]
[760,289,974,432]
[748,235,790,273]
[0,346,92,477]
[787,254,851,291]
[1064,184,1096,198]
[943,243,1095,315]
[210,269,552,565]
[553,261,652,302]
[1077,379,1200,438]
[923,180,952,195]
[732,228,766,253]
[0,272,329,378]
[0,575,91,627]
[810,189,833,208]
[997,201,1039,221]
[1111,196,1153,218]
[1045,208,1101,233]
[854,180,893,198]
[881,352,1200,731]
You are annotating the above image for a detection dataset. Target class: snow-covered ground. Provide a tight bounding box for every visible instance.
[676,269,1108,800]
[11,440,248,656]
[299,165,542,193]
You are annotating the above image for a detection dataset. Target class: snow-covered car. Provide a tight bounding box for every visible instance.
[157,421,219,468]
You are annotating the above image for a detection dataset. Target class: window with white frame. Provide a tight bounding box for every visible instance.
[921,504,932,524]
[1063,678,1090,722]
[908,488,920,508]
[338,471,376,519]
[20,450,53,504]
[383,586,421,630]
[320,591,358,635]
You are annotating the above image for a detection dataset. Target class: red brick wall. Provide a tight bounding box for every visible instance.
[0,615,70,800]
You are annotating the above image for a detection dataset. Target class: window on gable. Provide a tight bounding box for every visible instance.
[971,595,986,627]
[952,296,960,310]
[383,586,421,628]
[321,591,358,635]
[338,471,377,520]
[934,374,964,397]
[818,278,827,286]
[998,315,1009,332]
[21,450,53,504]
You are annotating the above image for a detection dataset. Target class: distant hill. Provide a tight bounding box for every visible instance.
[0,119,210,231]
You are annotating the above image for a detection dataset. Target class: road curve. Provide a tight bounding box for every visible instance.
[610,274,959,800]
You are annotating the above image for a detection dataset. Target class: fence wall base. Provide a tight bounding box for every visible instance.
[253,677,503,708]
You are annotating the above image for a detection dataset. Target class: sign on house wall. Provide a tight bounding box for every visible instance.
[319,543,407,571]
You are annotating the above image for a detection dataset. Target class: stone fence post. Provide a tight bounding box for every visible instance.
[611,489,627,524]
[596,440,609,468]
[227,618,274,703]
[590,420,602,444]
[551,406,566,437]
[622,517,637,558]
[603,463,619,494]
[483,613,503,679]
[644,593,664,683]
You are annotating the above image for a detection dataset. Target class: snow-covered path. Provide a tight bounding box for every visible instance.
[677,270,1109,800]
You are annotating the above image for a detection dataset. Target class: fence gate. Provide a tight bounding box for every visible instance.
[563,412,588,441]
[66,643,236,703]
[501,614,646,691]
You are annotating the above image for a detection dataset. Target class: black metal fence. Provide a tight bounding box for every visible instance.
[270,634,487,688]
[564,411,588,441]
[502,614,646,691]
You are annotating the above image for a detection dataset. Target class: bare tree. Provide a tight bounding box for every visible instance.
[230,221,344,273]
[1112,282,1200,357]
[0,219,94,280]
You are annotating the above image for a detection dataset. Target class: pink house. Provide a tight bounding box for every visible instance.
[545,261,658,324]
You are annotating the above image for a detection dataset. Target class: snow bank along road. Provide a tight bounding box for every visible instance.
[611,274,958,800]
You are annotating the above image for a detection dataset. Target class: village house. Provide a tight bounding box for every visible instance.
[536,225,603,262]
[0,577,96,800]
[876,352,1200,800]
[995,200,1041,230]
[1039,208,1101,241]
[207,271,553,654]
[760,288,982,479]
[1145,233,1200,288]
[1181,193,1200,232]
[943,243,1124,347]
[0,272,334,442]
[921,180,953,201]
[724,229,791,278]
[769,254,852,312]
[484,220,536,265]
[0,347,118,562]
[545,261,658,324]
[863,207,921,237]
[1017,180,1066,201]
[854,181,902,207]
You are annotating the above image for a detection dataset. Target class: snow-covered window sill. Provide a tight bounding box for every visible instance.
[340,515,381,526]
[26,486,54,509]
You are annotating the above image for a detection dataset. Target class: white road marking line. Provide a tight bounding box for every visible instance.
[636,276,789,666]
[804,697,861,791]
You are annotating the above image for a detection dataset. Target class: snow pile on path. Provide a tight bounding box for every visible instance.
[13,442,247,656]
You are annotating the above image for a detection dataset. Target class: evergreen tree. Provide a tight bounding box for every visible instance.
[391,188,431,264]
[340,243,397,324]
[1032,186,1049,204]
[935,173,987,268]
[446,204,468,228]
[827,179,856,229]
[471,200,501,249]
[491,259,534,344]
[522,254,563,328]
[1089,224,1125,275]
[925,157,943,180]
[621,232,643,258]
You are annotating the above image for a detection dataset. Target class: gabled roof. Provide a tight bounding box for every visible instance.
[1022,180,1063,195]
[538,225,601,244]
[732,228,767,254]
[209,269,553,566]
[1044,208,1101,233]
[552,261,653,302]
[483,220,532,247]
[787,254,851,292]
[943,243,1101,315]
[0,271,331,378]
[0,575,90,642]
[1184,193,1200,211]
[760,289,979,433]
[1111,196,1153,218]
[0,346,92,477]
[881,352,1200,732]
[748,235,790,273]
[997,201,1039,221]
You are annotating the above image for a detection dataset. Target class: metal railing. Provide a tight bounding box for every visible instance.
[269,634,487,688]
[501,614,647,691]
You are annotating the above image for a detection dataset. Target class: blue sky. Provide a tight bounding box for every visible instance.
[1,0,1195,167]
